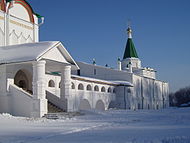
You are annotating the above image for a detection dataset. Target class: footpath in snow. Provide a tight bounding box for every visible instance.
[0,107,190,143]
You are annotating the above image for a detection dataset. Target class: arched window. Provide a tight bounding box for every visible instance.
[101,86,106,92]
[94,85,99,91]
[48,80,55,87]
[14,69,32,93]
[108,87,112,93]
[127,88,131,93]
[86,84,92,91]
[71,82,75,89]
[78,83,84,90]
[113,88,116,93]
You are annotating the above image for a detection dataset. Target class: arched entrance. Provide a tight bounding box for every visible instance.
[79,99,91,110]
[95,100,105,111]
[14,69,32,93]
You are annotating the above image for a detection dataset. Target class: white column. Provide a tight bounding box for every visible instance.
[60,65,71,99]
[31,60,47,117]
[60,65,74,112]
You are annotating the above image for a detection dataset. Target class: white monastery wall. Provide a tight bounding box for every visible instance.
[75,62,132,82]
[70,78,116,111]
[45,73,116,111]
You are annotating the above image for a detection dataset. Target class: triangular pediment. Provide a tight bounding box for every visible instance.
[41,46,69,64]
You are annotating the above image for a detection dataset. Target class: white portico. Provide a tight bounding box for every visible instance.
[0,41,78,117]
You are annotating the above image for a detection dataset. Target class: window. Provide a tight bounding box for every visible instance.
[86,84,92,91]
[77,70,80,76]
[113,88,116,93]
[48,80,55,87]
[78,83,84,90]
[94,69,96,75]
[71,82,75,89]
[108,87,112,93]
[101,86,106,92]
[94,85,99,91]
[127,89,131,93]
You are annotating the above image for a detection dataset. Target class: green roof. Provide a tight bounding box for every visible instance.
[6,0,13,2]
[123,38,138,59]
[35,13,44,18]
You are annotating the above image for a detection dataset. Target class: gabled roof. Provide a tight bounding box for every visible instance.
[123,38,138,59]
[0,41,79,69]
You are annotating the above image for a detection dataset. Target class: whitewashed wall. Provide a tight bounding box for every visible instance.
[75,62,132,82]
[0,6,39,46]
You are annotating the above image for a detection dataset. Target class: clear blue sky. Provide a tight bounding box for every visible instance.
[29,0,190,92]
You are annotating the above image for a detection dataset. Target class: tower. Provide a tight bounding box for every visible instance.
[0,0,44,46]
[121,26,141,71]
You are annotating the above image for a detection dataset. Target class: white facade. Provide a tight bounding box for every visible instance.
[0,0,169,118]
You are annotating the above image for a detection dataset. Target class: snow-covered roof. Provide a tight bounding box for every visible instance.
[72,75,133,87]
[0,41,79,69]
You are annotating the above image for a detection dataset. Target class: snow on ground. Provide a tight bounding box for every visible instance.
[0,107,190,143]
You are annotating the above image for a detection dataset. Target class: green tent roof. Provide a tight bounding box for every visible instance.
[123,38,138,59]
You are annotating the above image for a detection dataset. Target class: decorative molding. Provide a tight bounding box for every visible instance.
[10,19,33,30]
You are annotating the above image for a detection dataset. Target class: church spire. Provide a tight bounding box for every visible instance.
[123,26,138,59]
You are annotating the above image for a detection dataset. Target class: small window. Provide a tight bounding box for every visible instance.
[48,80,55,87]
[101,87,106,92]
[113,88,116,93]
[77,70,81,76]
[127,89,131,93]
[87,84,92,91]
[94,69,96,75]
[78,83,84,90]
[94,85,99,91]
[71,82,75,89]
[59,82,61,88]
[108,87,112,93]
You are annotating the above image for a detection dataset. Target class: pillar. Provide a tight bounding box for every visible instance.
[60,65,74,112]
[31,60,47,117]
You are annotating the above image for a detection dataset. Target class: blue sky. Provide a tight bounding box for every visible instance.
[29,0,190,92]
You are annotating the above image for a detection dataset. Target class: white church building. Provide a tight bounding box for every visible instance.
[0,0,169,118]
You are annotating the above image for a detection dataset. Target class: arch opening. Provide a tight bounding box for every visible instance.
[79,99,91,110]
[94,85,99,91]
[78,83,84,90]
[48,80,55,87]
[86,84,92,91]
[108,87,112,93]
[95,100,105,111]
[14,69,32,94]
[101,86,106,92]
[71,82,75,89]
